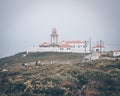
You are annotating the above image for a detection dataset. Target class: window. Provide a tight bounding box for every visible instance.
[67,48,71,50]
[73,45,75,48]
[60,48,64,50]
[96,49,99,52]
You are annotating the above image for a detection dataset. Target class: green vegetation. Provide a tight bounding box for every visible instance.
[0,52,120,96]
[0,52,83,66]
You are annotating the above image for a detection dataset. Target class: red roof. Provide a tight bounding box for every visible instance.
[66,41,81,44]
[41,42,49,46]
[113,50,120,52]
[93,45,104,48]
[59,44,71,48]
[43,42,49,44]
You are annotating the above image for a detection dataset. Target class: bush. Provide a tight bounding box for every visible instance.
[5,82,26,94]
[45,87,64,96]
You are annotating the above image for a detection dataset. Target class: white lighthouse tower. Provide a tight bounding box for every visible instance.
[50,28,58,47]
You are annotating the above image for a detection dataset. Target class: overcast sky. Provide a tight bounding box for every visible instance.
[0,0,120,58]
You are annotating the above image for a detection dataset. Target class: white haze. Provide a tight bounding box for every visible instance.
[0,0,120,58]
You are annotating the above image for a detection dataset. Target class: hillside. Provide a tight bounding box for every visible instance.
[0,52,120,96]
[0,52,83,69]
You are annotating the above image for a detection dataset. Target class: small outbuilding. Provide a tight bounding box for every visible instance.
[113,50,120,57]
[93,44,105,52]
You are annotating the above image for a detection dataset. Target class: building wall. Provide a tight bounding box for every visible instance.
[93,47,105,52]
[113,51,120,56]
[27,46,90,53]
[27,40,91,54]
[27,47,60,53]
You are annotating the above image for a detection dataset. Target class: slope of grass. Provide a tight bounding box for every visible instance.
[0,59,120,96]
[0,52,83,66]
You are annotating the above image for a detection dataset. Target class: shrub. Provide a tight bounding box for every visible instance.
[5,82,26,94]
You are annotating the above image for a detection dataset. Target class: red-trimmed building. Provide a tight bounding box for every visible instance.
[93,44,105,52]
[27,28,91,53]
[113,50,120,56]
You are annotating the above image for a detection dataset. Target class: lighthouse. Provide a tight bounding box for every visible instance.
[50,28,58,47]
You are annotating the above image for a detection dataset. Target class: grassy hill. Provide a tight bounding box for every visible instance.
[0,52,83,65]
[0,52,120,96]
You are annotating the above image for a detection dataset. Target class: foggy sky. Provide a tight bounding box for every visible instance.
[0,0,120,58]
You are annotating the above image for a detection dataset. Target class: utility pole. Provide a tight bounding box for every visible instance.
[84,41,87,57]
[89,38,91,53]
[100,40,102,54]
[102,41,104,46]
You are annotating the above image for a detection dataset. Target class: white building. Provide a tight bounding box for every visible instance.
[59,40,90,53]
[113,50,120,57]
[27,28,91,54]
[93,44,105,52]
